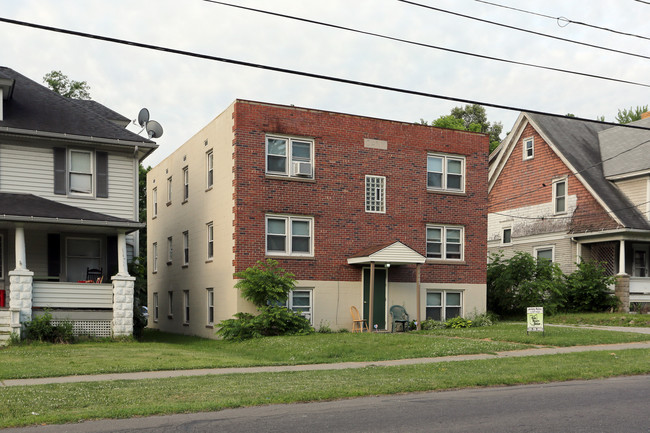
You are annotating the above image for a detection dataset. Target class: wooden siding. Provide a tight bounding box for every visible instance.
[33,282,113,308]
[614,176,648,221]
[0,144,137,220]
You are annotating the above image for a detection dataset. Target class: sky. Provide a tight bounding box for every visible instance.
[1,0,649,167]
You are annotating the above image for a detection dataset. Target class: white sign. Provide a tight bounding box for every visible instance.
[527,307,544,333]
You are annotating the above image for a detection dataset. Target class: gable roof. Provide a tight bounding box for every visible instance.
[0,67,155,151]
[490,112,650,230]
[598,117,650,179]
[347,241,426,265]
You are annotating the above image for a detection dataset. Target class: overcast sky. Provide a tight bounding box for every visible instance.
[1,0,649,166]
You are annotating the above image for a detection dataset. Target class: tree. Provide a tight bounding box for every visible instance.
[615,105,648,124]
[43,70,92,100]
[427,104,503,153]
[129,165,150,338]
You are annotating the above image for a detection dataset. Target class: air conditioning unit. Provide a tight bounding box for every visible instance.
[292,161,312,176]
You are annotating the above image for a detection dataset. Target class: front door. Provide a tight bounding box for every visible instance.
[363,268,386,330]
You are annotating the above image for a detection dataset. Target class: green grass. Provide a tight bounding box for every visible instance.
[547,312,650,327]
[420,322,650,346]
[1,349,648,429]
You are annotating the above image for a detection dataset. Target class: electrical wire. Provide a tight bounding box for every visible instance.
[474,0,650,41]
[399,0,650,61]
[201,0,650,89]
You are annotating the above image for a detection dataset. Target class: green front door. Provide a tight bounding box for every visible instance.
[363,268,386,330]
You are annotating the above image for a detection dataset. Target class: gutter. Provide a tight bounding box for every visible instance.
[0,126,157,150]
[0,214,144,230]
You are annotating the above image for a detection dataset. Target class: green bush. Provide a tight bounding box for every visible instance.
[468,311,496,327]
[234,259,296,307]
[217,306,313,341]
[23,311,75,343]
[564,260,619,312]
[445,316,472,329]
[420,319,447,330]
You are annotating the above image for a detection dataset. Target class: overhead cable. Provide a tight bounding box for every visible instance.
[399,0,650,61]
[201,0,650,89]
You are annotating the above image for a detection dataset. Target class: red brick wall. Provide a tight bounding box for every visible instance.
[232,100,489,284]
[489,122,619,232]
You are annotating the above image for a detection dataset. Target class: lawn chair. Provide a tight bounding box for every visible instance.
[86,267,103,283]
[390,305,410,332]
[350,306,368,333]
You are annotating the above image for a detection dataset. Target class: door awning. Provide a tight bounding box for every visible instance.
[347,241,426,265]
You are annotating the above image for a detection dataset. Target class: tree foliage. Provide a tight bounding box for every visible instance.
[234,259,297,307]
[43,70,92,100]
[130,165,150,338]
[426,104,503,153]
[564,261,619,312]
[615,105,648,124]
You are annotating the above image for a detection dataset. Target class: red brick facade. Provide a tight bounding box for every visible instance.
[489,123,619,232]
[231,100,488,284]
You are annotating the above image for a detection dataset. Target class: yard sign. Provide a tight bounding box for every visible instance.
[527,307,544,334]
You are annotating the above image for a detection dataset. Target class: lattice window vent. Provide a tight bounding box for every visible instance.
[51,320,112,338]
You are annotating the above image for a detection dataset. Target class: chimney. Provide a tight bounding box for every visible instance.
[642,111,650,120]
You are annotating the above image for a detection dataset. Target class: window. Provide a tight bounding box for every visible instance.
[167,236,173,264]
[207,288,214,325]
[206,222,214,260]
[365,175,386,213]
[523,137,534,160]
[183,167,189,201]
[426,291,462,321]
[183,290,190,324]
[534,246,554,262]
[502,228,512,245]
[69,150,93,195]
[554,179,567,214]
[153,292,159,322]
[633,246,649,277]
[66,237,101,282]
[152,242,158,272]
[426,226,464,260]
[288,289,313,324]
[152,187,158,217]
[168,291,173,318]
[206,150,214,188]
[266,215,313,256]
[427,154,465,192]
[266,136,314,178]
[182,231,189,266]
[167,176,172,204]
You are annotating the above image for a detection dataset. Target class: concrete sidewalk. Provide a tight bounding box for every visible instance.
[2,339,649,388]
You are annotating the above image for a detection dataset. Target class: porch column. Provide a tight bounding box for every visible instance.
[575,241,582,268]
[368,262,375,331]
[9,224,34,334]
[117,231,129,276]
[615,240,630,312]
[618,240,626,275]
[415,263,421,331]
[112,274,135,337]
[15,224,26,270]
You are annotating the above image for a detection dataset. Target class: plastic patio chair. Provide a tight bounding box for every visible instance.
[389,305,410,332]
[350,306,369,333]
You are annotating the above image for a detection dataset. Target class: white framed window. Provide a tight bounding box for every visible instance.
[167,176,172,203]
[426,291,462,321]
[65,237,101,282]
[69,150,93,195]
[266,215,313,256]
[266,135,314,178]
[182,231,189,266]
[426,225,464,260]
[534,245,555,262]
[523,137,534,160]
[152,242,158,272]
[553,179,567,214]
[183,290,190,324]
[502,227,512,245]
[207,288,214,325]
[168,291,173,318]
[152,187,158,217]
[365,175,386,213]
[183,167,189,201]
[206,149,214,188]
[153,292,159,322]
[167,236,173,264]
[427,154,465,192]
[206,222,214,260]
[288,289,313,324]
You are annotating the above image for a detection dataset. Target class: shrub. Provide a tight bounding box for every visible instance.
[563,260,619,312]
[468,311,496,327]
[420,319,446,330]
[445,316,472,329]
[317,320,333,333]
[23,311,75,343]
[234,259,295,307]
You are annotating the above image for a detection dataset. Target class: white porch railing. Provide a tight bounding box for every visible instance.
[33,282,113,309]
[629,277,650,303]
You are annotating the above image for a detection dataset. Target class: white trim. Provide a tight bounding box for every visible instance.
[265,135,314,179]
[288,288,313,325]
[206,222,214,260]
[522,136,534,160]
[426,225,464,261]
[206,288,214,325]
[183,290,190,324]
[425,290,463,322]
[206,148,214,189]
[152,242,158,272]
[501,226,512,245]
[153,292,159,322]
[488,229,566,247]
[552,177,568,214]
[182,231,189,266]
[365,175,386,213]
[68,149,94,197]
[427,153,466,193]
[534,245,555,262]
[265,214,314,257]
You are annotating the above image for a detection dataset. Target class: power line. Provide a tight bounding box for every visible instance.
[474,0,650,41]
[201,0,650,89]
[399,0,650,61]
[635,0,650,4]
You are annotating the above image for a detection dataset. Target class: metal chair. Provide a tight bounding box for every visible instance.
[390,305,410,332]
[350,306,369,333]
[86,267,103,283]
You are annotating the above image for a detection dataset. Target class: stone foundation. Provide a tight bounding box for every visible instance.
[8,269,34,336]
[112,274,135,337]
[615,274,630,313]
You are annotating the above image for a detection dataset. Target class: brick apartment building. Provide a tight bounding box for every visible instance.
[147,100,488,337]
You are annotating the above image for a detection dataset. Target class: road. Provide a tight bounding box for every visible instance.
[6,375,649,433]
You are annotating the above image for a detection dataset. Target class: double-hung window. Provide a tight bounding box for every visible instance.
[153,292,159,322]
[69,150,93,195]
[182,231,189,266]
[152,242,158,272]
[183,167,189,201]
[206,222,214,260]
[288,289,313,324]
[183,290,190,324]
[167,177,172,204]
[152,187,158,217]
[266,136,314,178]
[206,150,214,188]
[54,148,108,197]
[207,288,214,325]
[365,175,386,213]
[427,154,465,192]
[167,236,173,264]
[426,225,464,260]
[426,291,462,321]
[534,246,554,262]
[553,179,567,214]
[523,137,534,160]
[266,215,313,256]
[168,291,173,318]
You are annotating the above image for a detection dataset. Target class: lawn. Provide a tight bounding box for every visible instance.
[546,312,650,327]
[1,348,648,428]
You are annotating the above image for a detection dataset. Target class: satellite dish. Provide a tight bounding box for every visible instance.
[146,120,163,139]
[137,108,150,127]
